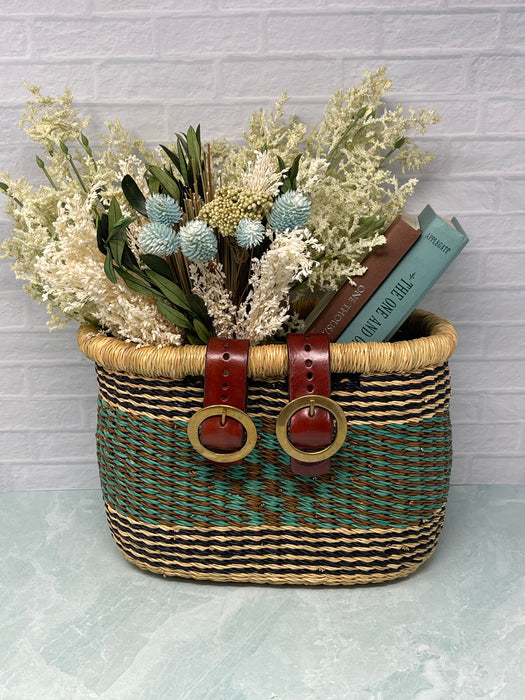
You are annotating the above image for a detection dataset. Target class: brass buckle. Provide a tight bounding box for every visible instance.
[187,405,257,463]
[275,395,347,463]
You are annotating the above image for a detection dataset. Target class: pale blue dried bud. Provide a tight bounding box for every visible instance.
[139,221,180,256]
[235,218,266,248]
[145,193,182,227]
[179,220,217,262]
[269,191,311,233]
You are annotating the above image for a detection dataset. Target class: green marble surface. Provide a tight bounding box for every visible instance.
[0,486,524,699]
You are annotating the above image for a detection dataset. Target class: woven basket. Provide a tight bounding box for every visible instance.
[77,309,457,585]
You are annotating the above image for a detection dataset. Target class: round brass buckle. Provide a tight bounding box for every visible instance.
[187,405,257,463]
[275,395,348,463]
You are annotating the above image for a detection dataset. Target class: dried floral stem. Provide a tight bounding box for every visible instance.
[183,191,204,220]
[206,144,214,203]
[167,255,179,285]
[58,141,88,192]
[0,183,23,207]
[219,236,229,293]
[68,156,88,193]
[237,250,254,306]
[192,160,200,199]
[224,237,244,305]
[78,133,97,171]
[35,156,57,189]
[171,251,192,295]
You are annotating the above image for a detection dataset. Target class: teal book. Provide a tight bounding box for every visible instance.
[336,204,469,343]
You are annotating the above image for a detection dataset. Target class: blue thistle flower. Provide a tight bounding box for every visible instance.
[138,222,180,256]
[145,193,182,227]
[179,220,217,262]
[269,191,311,233]
[235,218,266,248]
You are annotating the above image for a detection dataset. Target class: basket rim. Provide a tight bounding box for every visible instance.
[77,308,457,380]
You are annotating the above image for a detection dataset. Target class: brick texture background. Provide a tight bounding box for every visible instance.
[1,0,524,489]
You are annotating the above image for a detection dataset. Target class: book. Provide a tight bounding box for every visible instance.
[336,204,469,344]
[302,214,421,341]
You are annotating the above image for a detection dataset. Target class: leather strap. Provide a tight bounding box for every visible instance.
[200,337,250,463]
[287,333,332,476]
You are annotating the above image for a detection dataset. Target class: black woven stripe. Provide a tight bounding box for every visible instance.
[98,395,195,420]
[96,364,449,398]
[97,390,450,424]
[114,526,443,550]
[249,380,450,405]
[335,378,450,402]
[96,386,201,408]
[98,395,450,425]
[349,365,449,390]
[111,528,439,566]
[332,374,450,397]
[97,364,450,423]
[96,376,200,418]
[115,545,435,574]
[95,371,201,398]
[108,514,442,548]
[96,366,203,391]
[110,530,438,576]
[105,500,444,579]
[330,401,450,423]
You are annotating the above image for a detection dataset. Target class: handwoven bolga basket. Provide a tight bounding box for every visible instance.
[77,309,457,586]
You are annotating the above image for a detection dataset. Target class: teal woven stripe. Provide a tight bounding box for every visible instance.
[97,436,252,528]
[97,397,452,530]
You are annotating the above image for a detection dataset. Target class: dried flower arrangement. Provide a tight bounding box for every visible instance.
[1,66,439,346]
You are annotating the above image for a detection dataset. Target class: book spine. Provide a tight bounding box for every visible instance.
[304,217,420,341]
[336,209,468,344]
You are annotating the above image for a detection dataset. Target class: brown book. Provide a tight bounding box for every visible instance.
[303,214,421,341]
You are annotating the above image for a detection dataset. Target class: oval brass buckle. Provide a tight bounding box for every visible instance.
[187,405,257,463]
[275,395,348,463]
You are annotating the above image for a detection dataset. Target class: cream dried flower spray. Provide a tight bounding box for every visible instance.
[1,68,438,346]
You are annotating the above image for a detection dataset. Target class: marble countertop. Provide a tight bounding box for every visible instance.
[1,485,524,700]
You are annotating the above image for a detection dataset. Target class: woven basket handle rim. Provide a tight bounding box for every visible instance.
[77,308,457,380]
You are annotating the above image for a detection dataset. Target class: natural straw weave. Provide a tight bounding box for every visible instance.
[78,309,458,585]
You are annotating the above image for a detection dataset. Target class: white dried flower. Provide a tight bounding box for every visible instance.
[32,192,183,346]
[189,262,239,338]
[235,228,323,344]
[241,151,286,197]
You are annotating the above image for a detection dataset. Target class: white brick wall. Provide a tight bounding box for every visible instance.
[1,0,524,489]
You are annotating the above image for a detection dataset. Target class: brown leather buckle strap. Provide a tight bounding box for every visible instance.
[276,333,347,476]
[186,338,256,464]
